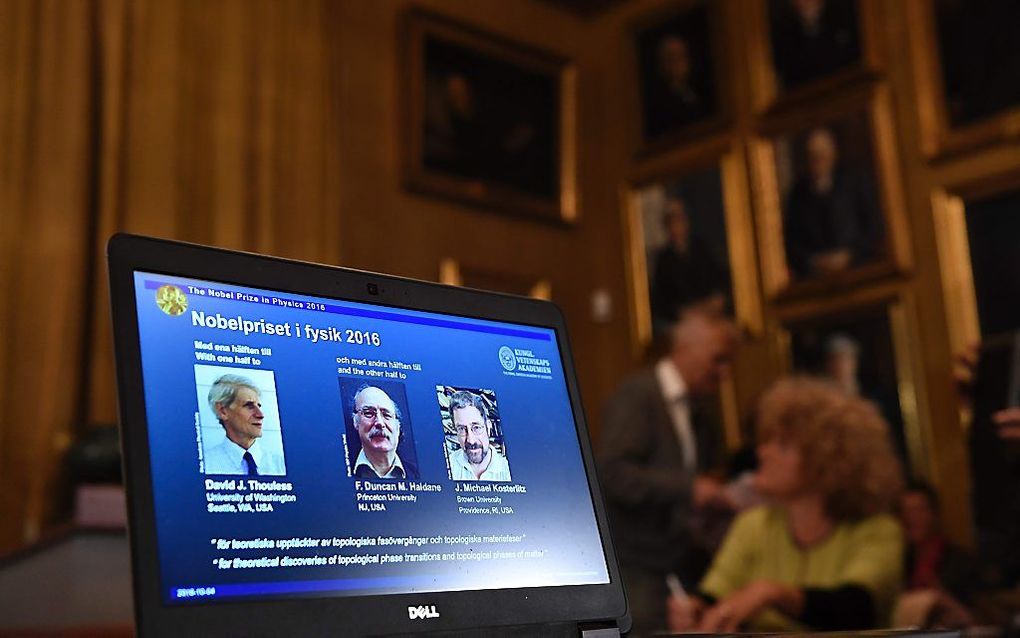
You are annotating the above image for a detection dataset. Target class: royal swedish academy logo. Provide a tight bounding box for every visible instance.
[498,346,517,372]
[155,284,188,316]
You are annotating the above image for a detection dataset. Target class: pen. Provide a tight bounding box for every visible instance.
[666,572,687,601]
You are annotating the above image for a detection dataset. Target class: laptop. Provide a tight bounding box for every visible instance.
[107,234,628,636]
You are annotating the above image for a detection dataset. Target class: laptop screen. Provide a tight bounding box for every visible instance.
[131,271,610,606]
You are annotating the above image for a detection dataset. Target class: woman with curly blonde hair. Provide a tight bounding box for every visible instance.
[669,376,905,632]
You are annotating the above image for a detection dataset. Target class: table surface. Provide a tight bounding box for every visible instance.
[0,533,977,637]
[0,531,133,633]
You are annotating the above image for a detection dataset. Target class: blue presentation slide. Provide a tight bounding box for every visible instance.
[133,272,609,604]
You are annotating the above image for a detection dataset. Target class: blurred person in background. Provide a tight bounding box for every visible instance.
[957,338,1020,591]
[823,333,909,466]
[668,376,904,632]
[598,307,737,635]
[895,481,976,629]
[997,408,1020,442]
[956,339,1020,632]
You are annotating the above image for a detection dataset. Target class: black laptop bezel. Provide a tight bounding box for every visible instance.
[107,234,627,636]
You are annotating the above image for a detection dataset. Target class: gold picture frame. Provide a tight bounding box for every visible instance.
[402,9,577,223]
[744,0,882,114]
[906,0,1020,158]
[775,287,931,479]
[749,85,910,299]
[626,0,734,158]
[931,171,1020,361]
[623,143,762,351]
[930,188,980,364]
[622,142,755,451]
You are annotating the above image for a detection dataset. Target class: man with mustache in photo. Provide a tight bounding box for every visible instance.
[351,385,417,479]
[447,390,511,482]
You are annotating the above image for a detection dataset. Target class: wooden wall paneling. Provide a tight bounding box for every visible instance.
[335,0,631,442]
[885,0,972,544]
[562,3,643,438]
[723,0,781,430]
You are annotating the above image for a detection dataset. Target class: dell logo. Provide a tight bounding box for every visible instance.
[408,605,440,620]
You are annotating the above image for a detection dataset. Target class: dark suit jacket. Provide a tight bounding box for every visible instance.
[905,540,979,604]
[783,168,883,278]
[649,240,731,328]
[597,367,723,574]
[770,0,860,89]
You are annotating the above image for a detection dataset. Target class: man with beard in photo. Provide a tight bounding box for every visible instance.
[447,390,511,481]
[351,385,417,479]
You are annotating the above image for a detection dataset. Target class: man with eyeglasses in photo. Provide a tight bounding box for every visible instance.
[447,390,511,482]
[351,384,417,479]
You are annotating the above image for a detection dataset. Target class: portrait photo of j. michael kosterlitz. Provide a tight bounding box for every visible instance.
[437,386,511,482]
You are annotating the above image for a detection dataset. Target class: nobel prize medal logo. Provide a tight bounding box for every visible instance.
[498,346,517,371]
[155,284,188,316]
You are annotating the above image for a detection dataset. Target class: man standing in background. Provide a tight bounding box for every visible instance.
[598,309,738,635]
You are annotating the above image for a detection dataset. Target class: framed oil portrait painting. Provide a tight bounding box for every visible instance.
[630,0,730,155]
[750,88,909,297]
[931,177,1020,585]
[909,0,1020,156]
[747,0,878,110]
[769,0,861,90]
[402,10,576,223]
[624,150,760,349]
[932,178,1020,361]
[779,294,929,478]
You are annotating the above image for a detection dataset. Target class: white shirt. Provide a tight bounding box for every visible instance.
[204,437,286,476]
[655,358,696,471]
[449,447,511,482]
[354,449,407,479]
